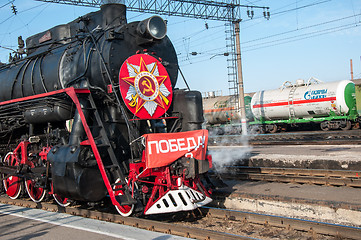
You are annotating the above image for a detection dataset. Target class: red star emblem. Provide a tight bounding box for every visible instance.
[119,54,173,119]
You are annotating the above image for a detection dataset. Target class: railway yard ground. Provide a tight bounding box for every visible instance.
[1,131,361,239]
[0,203,189,240]
[209,133,361,230]
[210,144,361,170]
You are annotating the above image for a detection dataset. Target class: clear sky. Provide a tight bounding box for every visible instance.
[1,0,360,95]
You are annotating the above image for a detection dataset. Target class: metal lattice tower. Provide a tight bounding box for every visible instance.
[225,21,238,109]
[36,0,268,109]
[36,0,242,21]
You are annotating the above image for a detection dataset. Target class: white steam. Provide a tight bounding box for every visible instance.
[208,134,252,173]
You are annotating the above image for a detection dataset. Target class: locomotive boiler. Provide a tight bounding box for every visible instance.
[0,3,212,216]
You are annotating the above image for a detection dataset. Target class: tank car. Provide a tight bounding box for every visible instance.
[0,3,212,216]
[203,92,253,135]
[250,78,360,133]
[202,91,253,134]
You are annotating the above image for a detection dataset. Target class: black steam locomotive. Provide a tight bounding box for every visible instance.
[0,3,212,216]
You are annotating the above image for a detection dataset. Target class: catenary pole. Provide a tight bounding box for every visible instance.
[234,20,248,135]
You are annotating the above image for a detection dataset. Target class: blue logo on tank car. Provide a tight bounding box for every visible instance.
[304,89,327,100]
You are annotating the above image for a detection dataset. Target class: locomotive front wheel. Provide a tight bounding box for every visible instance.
[53,193,71,207]
[2,152,22,199]
[114,200,134,217]
[25,179,46,203]
[114,179,134,217]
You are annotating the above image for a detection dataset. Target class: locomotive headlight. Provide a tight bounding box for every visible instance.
[137,16,167,40]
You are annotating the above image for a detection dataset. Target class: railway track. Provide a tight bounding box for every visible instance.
[200,207,361,240]
[0,195,244,240]
[0,195,360,240]
[219,167,361,188]
[209,129,361,145]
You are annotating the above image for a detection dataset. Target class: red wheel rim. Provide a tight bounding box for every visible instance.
[53,193,70,207]
[114,179,134,216]
[114,197,133,216]
[2,152,22,199]
[25,179,46,203]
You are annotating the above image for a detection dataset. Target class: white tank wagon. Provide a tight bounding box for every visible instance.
[250,78,360,132]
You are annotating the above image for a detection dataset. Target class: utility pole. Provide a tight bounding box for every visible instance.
[350,59,354,80]
[234,20,247,135]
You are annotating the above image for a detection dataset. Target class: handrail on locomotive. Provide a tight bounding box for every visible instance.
[0,3,213,216]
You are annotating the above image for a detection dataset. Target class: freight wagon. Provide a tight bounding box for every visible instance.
[203,78,360,134]
[203,92,253,134]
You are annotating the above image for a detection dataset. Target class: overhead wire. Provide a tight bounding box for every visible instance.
[1,1,358,69]
[180,53,225,66]
[234,1,361,55]
[0,1,14,9]
[239,0,361,52]
[178,0,360,67]
[173,22,226,65]
[7,3,51,34]
[0,2,49,34]
[242,13,361,45]
[244,0,263,4]
[172,23,224,44]
[179,0,338,66]
[167,18,194,26]
[178,45,228,65]
[270,0,332,17]
[178,48,228,62]
[242,0,332,24]
[0,15,15,25]
[241,0,331,30]
[243,23,361,52]
[176,31,226,51]
[188,35,225,49]
[0,2,52,63]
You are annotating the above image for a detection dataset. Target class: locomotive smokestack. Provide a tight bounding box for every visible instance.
[101,3,127,28]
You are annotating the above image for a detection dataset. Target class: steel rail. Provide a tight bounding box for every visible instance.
[0,196,249,240]
[1,195,360,239]
[221,167,361,187]
[202,207,361,240]
[209,130,361,146]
